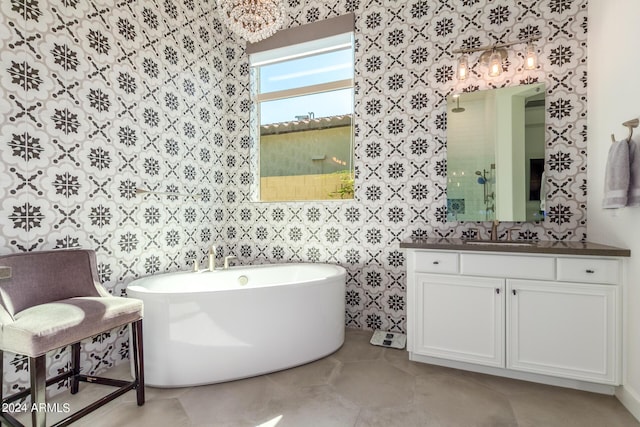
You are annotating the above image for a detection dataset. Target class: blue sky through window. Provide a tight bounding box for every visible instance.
[259,49,353,93]
[259,48,354,125]
[260,89,353,125]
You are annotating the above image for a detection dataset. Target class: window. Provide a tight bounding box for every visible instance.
[249,18,355,202]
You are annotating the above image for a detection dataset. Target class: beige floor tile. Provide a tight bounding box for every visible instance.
[507,387,640,427]
[382,347,462,378]
[8,330,639,427]
[266,357,341,388]
[355,403,443,427]
[191,422,254,427]
[414,373,518,427]
[177,375,292,425]
[331,329,384,363]
[458,369,577,396]
[429,365,639,426]
[257,384,360,427]
[330,359,415,408]
[75,398,191,427]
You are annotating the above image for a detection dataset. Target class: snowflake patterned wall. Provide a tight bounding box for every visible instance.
[225,0,588,333]
[0,0,588,398]
[0,0,233,398]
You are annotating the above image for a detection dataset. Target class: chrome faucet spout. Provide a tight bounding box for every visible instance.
[490,220,500,241]
[224,255,237,270]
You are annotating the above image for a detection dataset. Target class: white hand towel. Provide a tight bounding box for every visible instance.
[628,139,640,206]
[603,139,630,209]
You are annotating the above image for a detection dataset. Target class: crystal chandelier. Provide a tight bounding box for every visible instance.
[217,0,285,43]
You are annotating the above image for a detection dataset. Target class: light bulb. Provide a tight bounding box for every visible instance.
[525,41,537,70]
[488,50,503,77]
[457,54,469,80]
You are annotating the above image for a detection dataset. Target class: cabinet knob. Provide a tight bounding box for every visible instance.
[586,269,595,274]
[512,289,517,295]
[496,288,501,294]
[433,261,440,265]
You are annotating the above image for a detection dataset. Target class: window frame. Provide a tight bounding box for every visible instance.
[249,26,355,202]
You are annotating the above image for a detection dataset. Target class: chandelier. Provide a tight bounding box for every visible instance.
[217,0,285,43]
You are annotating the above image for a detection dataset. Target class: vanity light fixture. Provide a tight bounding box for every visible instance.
[524,41,537,70]
[453,36,540,79]
[487,49,504,77]
[456,54,469,80]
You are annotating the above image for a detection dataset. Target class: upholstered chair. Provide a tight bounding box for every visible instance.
[0,249,144,427]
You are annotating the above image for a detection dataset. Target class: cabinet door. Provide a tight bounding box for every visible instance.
[507,279,619,384]
[413,274,505,367]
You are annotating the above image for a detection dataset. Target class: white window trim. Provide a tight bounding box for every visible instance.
[249,33,353,67]
[256,78,354,103]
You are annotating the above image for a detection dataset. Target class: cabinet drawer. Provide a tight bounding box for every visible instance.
[461,254,555,280]
[412,251,459,274]
[557,258,620,285]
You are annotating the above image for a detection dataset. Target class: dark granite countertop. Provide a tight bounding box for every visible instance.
[399,238,631,257]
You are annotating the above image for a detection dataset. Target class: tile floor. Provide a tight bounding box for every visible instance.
[11,329,640,426]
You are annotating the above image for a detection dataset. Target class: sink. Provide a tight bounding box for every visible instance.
[463,240,535,246]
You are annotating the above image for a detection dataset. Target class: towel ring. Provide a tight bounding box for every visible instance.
[611,118,639,143]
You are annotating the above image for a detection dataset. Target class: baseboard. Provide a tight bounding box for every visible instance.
[616,385,640,422]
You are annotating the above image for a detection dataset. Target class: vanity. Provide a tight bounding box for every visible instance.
[418,82,632,393]
[401,238,630,394]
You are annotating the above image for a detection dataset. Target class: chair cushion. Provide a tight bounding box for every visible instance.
[0,297,143,357]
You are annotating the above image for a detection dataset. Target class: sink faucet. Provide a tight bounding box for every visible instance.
[489,220,500,241]
[224,255,237,270]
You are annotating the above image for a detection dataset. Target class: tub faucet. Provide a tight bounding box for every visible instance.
[224,255,237,270]
[208,245,217,271]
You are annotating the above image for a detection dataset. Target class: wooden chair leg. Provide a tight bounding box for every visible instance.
[132,320,145,406]
[29,355,46,427]
[70,342,81,394]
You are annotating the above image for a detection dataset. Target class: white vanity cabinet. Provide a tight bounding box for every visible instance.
[507,279,618,384]
[406,248,624,391]
[414,274,504,367]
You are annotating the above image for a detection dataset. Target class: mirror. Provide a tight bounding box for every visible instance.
[446,83,545,222]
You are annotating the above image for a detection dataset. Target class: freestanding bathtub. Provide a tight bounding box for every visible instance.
[126,263,346,387]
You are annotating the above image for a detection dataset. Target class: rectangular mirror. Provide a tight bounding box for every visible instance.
[446,83,545,222]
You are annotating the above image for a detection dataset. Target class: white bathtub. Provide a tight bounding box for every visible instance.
[126,263,346,387]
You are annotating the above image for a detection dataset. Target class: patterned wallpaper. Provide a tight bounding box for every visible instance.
[0,0,231,397]
[0,0,587,397]
[233,0,588,331]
